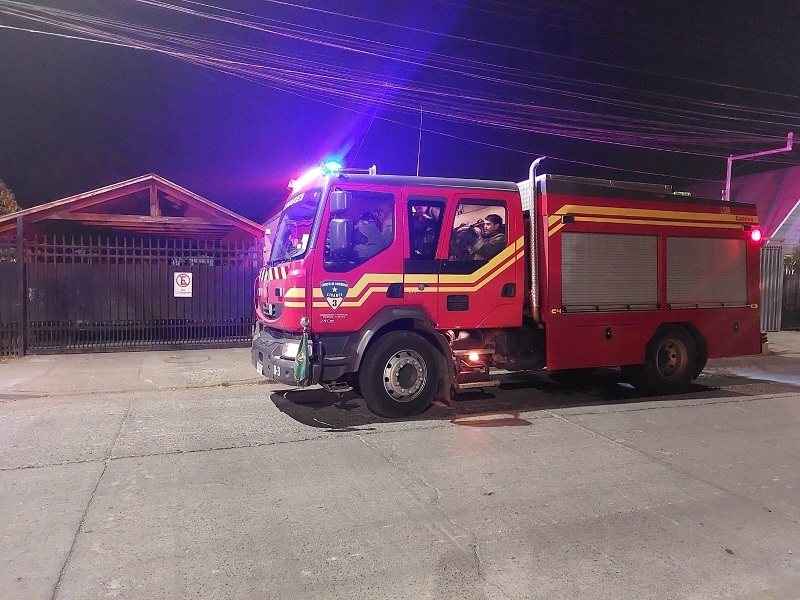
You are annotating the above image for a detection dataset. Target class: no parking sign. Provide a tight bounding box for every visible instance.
[174,272,193,297]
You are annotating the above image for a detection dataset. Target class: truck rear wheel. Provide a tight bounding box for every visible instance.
[630,324,697,395]
[359,331,438,418]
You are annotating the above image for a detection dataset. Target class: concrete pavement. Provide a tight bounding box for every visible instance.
[1,333,799,599]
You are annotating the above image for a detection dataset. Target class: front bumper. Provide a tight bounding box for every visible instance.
[252,329,312,386]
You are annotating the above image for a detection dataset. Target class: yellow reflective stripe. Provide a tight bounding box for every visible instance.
[312,286,391,308]
[548,216,750,237]
[438,249,523,293]
[439,236,523,284]
[404,274,438,284]
[556,204,758,224]
[546,204,758,237]
[312,273,401,298]
[340,285,390,307]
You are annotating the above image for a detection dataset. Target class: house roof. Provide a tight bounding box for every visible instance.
[689,165,800,248]
[0,174,263,243]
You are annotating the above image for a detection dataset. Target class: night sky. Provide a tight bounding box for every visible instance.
[1,1,799,223]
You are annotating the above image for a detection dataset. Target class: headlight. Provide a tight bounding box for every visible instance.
[280,341,311,359]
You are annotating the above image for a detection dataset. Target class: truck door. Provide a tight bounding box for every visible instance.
[403,195,447,325]
[438,196,521,330]
[310,188,402,334]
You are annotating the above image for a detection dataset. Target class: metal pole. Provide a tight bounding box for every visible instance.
[16,215,26,356]
[724,156,733,201]
[724,132,793,201]
[528,157,545,324]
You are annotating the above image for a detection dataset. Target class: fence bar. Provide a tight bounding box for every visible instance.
[16,216,26,356]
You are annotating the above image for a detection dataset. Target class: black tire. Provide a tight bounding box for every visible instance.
[630,325,697,395]
[345,373,362,397]
[359,331,438,418]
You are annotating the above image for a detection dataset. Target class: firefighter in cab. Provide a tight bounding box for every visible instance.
[470,213,507,260]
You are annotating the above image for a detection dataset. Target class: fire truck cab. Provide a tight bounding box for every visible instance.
[252,162,762,417]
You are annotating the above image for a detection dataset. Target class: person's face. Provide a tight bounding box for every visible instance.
[483,219,499,235]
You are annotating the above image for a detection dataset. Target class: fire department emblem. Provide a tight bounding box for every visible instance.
[320,280,349,310]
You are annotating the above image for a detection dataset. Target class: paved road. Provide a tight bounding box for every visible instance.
[2,364,799,599]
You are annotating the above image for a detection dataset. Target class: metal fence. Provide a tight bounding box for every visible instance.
[760,244,784,332]
[1,236,259,356]
[783,272,800,330]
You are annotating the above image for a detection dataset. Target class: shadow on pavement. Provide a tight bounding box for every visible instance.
[266,367,797,431]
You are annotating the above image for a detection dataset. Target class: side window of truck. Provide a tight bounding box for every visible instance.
[449,201,508,261]
[324,190,394,272]
[408,196,445,260]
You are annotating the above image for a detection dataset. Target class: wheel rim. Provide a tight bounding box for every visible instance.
[655,337,688,380]
[381,349,427,402]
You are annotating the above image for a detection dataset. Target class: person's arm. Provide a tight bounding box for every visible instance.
[475,234,506,259]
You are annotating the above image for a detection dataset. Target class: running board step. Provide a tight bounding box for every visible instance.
[455,379,500,390]
[321,381,353,394]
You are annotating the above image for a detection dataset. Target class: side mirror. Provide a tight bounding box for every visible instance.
[330,190,350,214]
[329,218,351,256]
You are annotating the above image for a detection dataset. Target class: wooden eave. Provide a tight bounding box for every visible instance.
[0,174,263,242]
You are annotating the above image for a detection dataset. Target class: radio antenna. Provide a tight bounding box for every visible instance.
[416,105,423,176]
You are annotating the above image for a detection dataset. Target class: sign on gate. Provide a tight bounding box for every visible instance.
[174,272,193,297]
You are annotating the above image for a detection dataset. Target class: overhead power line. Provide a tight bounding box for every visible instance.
[0,0,797,180]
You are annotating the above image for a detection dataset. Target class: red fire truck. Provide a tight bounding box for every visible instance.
[252,160,762,417]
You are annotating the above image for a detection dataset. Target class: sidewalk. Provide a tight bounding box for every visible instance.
[0,347,260,397]
[760,329,800,356]
[1,331,799,398]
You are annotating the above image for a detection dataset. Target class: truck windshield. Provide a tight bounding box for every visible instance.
[270,188,323,264]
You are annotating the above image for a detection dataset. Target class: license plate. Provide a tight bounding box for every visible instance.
[256,361,263,375]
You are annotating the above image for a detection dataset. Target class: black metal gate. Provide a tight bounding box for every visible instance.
[0,243,21,356]
[784,272,800,330]
[1,236,259,355]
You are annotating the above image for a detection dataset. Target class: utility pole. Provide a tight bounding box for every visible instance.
[724,132,793,201]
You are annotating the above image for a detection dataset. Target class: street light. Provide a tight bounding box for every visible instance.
[724,133,793,201]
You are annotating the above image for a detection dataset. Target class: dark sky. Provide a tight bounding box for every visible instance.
[1,0,799,222]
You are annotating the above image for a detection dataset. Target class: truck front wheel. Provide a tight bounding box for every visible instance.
[629,324,697,395]
[359,331,438,418]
